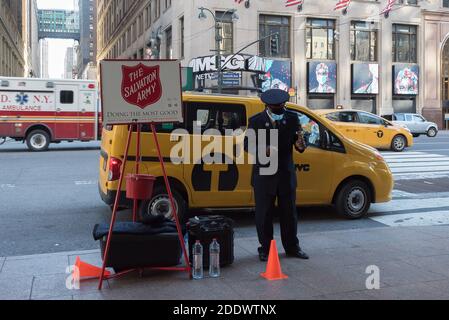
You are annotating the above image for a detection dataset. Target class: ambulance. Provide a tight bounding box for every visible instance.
[0,77,99,151]
[99,93,394,221]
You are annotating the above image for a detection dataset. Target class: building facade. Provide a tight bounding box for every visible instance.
[64,46,77,79]
[0,0,25,77]
[22,0,40,77]
[97,0,449,128]
[76,0,97,79]
[39,39,49,78]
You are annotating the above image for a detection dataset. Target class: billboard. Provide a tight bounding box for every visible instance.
[261,60,292,92]
[100,60,183,125]
[393,64,419,95]
[308,61,337,94]
[352,63,379,94]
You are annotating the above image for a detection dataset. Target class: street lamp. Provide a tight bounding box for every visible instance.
[198,7,239,93]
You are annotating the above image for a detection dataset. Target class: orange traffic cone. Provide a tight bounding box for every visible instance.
[261,240,288,281]
[74,256,111,280]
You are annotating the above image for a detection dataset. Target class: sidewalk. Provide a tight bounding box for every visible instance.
[1,225,449,300]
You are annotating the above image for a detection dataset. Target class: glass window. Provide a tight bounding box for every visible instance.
[444,0,449,8]
[413,115,425,122]
[60,91,74,104]
[325,112,340,121]
[290,109,344,152]
[306,18,335,60]
[338,112,358,123]
[216,11,234,55]
[350,21,377,61]
[358,112,383,125]
[395,114,406,121]
[392,24,417,63]
[186,102,247,135]
[165,26,172,59]
[259,15,290,58]
[296,112,322,148]
[405,114,413,121]
[180,17,184,58]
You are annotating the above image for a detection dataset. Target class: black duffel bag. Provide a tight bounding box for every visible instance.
[93,220,182,272]
[187,215,234,267]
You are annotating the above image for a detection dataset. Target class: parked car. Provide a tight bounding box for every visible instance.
[382,113,438,138]
[99,93,394,220]
[316,109,413,152]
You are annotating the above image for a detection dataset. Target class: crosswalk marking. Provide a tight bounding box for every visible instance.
[371,197,449,214]
[381,151,449,180]
[386,158,448,163]
[0,184,15,189]
[382,154,446,159]
[389,162,449,167]
[370,211,449,227]
[370,196,449,227]
[75,180,97,186]
[390,166,449,173]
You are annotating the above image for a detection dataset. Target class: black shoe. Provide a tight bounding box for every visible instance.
[286,248,309,260]
[258,247,269,262]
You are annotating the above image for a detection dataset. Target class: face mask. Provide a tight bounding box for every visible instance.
[268,107,285,121]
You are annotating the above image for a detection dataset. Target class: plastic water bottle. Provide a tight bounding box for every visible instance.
[192,240,203,280]
[209,239,220,278]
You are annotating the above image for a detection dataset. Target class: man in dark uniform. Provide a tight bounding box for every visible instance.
[245,89,309,262]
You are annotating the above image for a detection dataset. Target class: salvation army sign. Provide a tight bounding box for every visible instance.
[100,60,183,125]
[121,64,162,109]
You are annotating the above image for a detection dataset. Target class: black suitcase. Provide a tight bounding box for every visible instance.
[93,221,182,272]
[187,215,234,267]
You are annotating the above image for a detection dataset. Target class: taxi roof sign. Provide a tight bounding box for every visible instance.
[100,60,183,125]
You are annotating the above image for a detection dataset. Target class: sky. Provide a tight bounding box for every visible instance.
[37,0,77,78]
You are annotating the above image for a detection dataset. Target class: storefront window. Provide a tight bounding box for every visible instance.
[306,19,335,60]
[444,0,449,8]
[350,21,377,62]
[259,15,290,58]
[392,24,417,63]
[216,11,234,55]
[442,40,449,101]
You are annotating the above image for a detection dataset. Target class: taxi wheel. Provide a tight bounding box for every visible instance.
[335,180,371,219]
[26,130,50,152]
[139,186,187,224]
[391,135,407,152]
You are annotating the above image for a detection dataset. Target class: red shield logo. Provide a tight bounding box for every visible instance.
[121,64,162,109]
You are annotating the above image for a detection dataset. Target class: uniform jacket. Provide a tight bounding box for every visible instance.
[245,109,305,195]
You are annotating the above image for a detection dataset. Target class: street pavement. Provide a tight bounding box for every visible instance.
[2,225,449,300]
[0,133,448,256]
[1,132,449,300]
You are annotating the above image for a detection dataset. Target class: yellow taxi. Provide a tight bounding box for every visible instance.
[99,93,394,221]
[315,109,414,152]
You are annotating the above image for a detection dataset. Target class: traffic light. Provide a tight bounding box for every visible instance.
[270,35,279,55]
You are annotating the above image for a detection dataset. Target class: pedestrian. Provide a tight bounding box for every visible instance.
[245,89,309,261]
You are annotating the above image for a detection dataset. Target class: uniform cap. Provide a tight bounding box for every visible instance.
[261,89,290,106]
